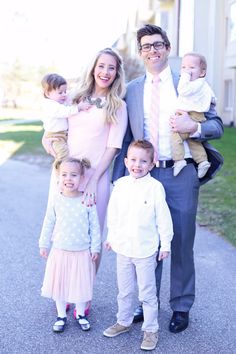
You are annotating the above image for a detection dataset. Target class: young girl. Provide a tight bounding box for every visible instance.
[39,157,101,333]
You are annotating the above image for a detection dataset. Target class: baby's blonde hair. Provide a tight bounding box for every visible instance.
[54,157,91,176]
[183,52,207,73]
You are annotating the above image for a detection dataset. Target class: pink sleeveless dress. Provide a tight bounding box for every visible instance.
[67,102,127,233]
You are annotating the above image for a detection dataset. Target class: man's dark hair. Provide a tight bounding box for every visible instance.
[137,24,171,50]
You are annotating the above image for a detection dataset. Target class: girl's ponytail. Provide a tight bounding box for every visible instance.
[53,156,91,176]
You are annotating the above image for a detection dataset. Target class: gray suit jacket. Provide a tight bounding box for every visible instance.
[113,72,224,185]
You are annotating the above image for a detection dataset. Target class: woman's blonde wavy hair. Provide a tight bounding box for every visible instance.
[72,48,126,124]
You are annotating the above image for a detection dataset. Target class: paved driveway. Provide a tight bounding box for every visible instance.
[0,159,236,354]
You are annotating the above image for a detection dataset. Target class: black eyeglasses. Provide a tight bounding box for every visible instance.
[140,41,166,52]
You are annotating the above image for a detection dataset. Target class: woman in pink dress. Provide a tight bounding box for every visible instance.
[68,48,127,234]
[44,48,127,234]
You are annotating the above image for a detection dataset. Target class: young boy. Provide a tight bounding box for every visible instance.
[103,140,173,351]
[172,52,216,177]
[41,73,90,160]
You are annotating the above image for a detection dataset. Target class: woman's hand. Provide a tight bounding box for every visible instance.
[41,132,66,157]
[42,132,56,156]
[81,147,118,206]
[82,176,98,206]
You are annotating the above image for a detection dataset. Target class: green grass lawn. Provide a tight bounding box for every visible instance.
[0,120,235,246]
[0,121,45,157]
[197,127,236,246]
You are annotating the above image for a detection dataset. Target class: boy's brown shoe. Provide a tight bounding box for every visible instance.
[140,331,158,351]
[103,323,131,337]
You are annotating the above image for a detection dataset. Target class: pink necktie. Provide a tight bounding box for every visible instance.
[149,76,160,163]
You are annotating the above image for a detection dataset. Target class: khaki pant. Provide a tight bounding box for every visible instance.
[46,130,69,160]
[116,253,159,333]
[171,111,207,164]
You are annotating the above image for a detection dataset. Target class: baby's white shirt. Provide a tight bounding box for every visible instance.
[177,72,216,112]
[41,98,78,132]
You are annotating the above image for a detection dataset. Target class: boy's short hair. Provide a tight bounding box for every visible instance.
[183,52,207,72]
[127,140,154,161]
[41,73,67,97]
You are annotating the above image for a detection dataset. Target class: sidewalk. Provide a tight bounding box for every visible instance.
[0,158,236,354]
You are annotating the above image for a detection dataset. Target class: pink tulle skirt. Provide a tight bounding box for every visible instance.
[41,248,95,303]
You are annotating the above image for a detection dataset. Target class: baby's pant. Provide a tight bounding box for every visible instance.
[171,111,208,163]
[46,130,69,160]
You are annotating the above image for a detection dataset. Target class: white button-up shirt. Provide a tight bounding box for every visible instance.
[106,174,173,258]
[143,65,192,159]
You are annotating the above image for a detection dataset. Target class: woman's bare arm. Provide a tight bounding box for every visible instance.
[83,147,119,206]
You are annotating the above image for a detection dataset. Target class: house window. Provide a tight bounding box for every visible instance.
[224,80,233,112]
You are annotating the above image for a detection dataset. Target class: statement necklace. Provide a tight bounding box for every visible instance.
[86,96,106,109]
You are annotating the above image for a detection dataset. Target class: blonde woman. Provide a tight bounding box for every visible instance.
[68,48,127,233]
[43,47,127,234]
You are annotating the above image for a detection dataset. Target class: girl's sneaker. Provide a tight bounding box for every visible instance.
[53,317,67,333]
[76,315,90,331]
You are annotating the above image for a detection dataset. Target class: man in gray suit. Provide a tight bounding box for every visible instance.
[113,24,224,333]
